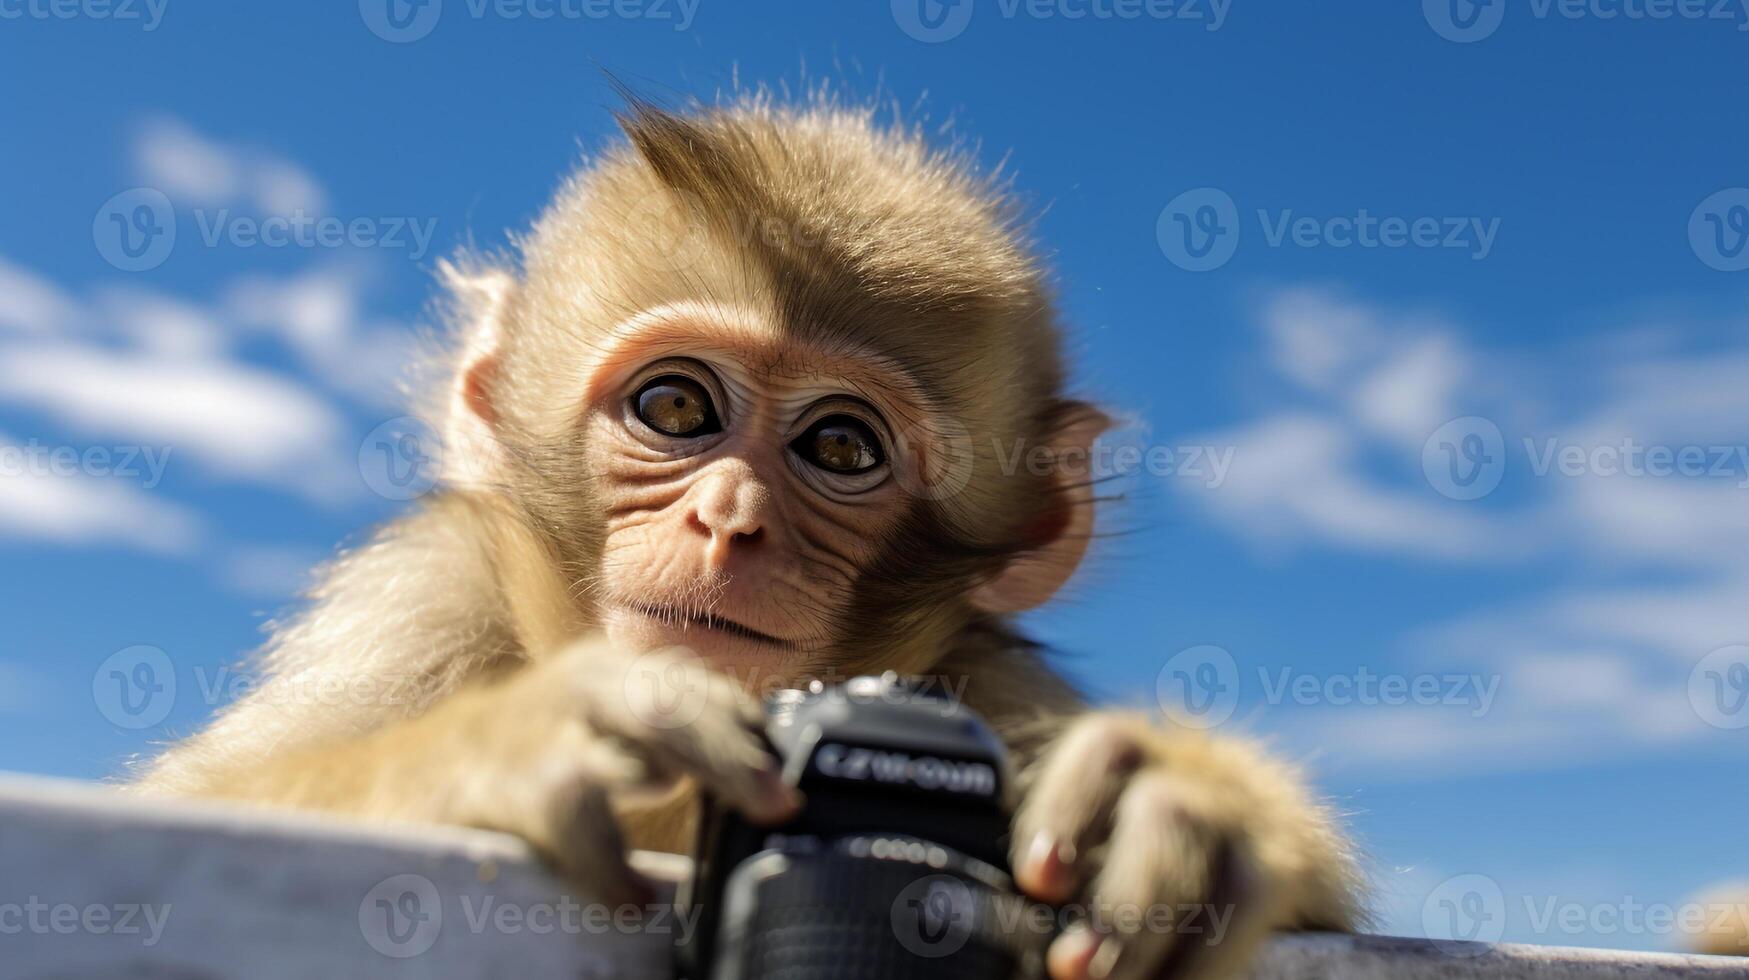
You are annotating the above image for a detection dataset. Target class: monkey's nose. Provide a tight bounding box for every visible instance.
[687,512,764,546]
[689,513,764,569]
[685,464,770,564]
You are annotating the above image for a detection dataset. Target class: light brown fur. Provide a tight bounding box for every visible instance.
[134,93,1362,980]
[1685,885,1749,957]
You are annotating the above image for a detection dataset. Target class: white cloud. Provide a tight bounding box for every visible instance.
[134,116,326,217]
[0,435,201,554]
[1183,286,1749,776]
[94,286,230,360]
[0,341,355,503]
[0,120,417,563]
[0,259,82,335]
[223,268,411,407]
[1190,413,1521,562]
[1349,333,1467,449]
[0,254,419,507]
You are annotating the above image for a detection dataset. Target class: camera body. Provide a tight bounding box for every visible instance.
[676,673,1045,980]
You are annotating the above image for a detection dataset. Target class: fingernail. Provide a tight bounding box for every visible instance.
[1028,831,1076,869]
[1022,831,1077,900]
[1048,926,1102,980]
[1087,936,1123,980]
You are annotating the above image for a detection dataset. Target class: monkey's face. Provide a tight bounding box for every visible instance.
[451,102,1107,680]
[575,304,940,673]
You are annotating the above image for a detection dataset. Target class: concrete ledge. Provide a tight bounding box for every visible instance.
[1,774,1743,979]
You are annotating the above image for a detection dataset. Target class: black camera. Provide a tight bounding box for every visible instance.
[676,674,1048,980]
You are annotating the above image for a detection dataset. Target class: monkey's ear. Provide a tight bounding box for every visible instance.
[439,262,516,490]
[972,403,1112,615]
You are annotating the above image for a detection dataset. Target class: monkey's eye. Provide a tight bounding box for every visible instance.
[632,375,721,437]
[792,416,885,475]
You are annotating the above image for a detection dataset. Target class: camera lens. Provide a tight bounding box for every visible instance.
[707,834,1040,980]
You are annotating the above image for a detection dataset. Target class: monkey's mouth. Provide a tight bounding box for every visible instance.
[623,602,795,649]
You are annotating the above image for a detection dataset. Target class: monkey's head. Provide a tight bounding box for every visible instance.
[440,96,1106,682]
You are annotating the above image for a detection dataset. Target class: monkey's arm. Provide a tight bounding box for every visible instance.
[138,639,794,902]
[131,495,793,897]
[132,496,521,796]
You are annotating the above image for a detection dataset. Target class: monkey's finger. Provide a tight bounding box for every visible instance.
[573,651,796,820]
[1012,713,1151,904]
[537,774,655,909]
[1044,923,1103,980]
[1072,771,1255,980]
[631,725,799,824]
[590,693,800,824]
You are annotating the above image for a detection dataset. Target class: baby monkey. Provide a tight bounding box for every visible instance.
[137,95,1362,980]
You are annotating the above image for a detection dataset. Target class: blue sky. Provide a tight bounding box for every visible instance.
[2,0,1747,954]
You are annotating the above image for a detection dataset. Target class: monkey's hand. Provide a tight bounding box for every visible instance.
[1010,713,1361,980]
[398,643,799,904]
